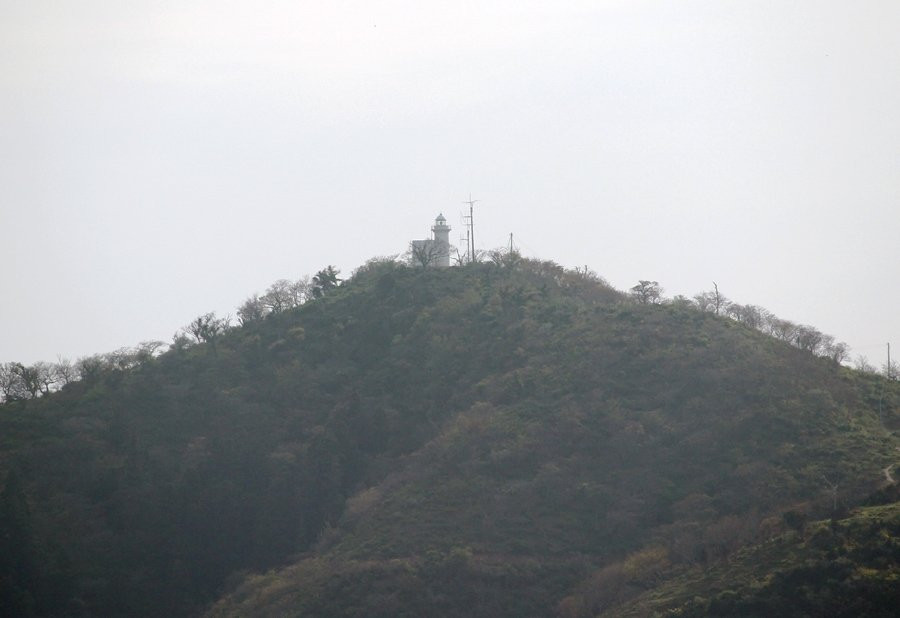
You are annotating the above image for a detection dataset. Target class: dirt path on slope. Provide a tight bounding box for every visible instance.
[884,447,900,486]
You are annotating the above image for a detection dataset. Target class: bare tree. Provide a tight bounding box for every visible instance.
[694,283,729,315]
[53,357,80,385]
[33,361,57,395]
[108,347,141,371]
[573,264,599,280]
[768,318,798,342]
[408,241,443,269]
[290,276,312,305]
[183,312,231,346]
[794,325,825,354]
[686,283,852,364]
[822,340,850,364]
[693,291,716,313]
[241,276,311,324]
[185,313,210,344]
[261,280,294,313]
[713,282,725,315]
[262,278,310,314]
[817,333,835,357]
[726,303,769,330]
[854,355,877,373]
[486,247,523,269]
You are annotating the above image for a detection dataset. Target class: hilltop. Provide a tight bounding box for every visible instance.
[1,257,899,617]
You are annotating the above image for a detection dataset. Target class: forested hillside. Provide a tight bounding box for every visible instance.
[1,257,899,617]
[613,486,900,617]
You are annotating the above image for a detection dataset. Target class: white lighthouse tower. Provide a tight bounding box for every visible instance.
[431,213,451,268]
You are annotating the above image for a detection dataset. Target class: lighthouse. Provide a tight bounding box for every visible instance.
[431,213,451,268]
[409,213,452,268]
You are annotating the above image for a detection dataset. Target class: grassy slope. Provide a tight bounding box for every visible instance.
[610,492,900,617]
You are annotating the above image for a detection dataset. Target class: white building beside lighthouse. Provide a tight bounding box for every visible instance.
[409,214,452,268]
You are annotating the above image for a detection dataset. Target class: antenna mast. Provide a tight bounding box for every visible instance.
[462,194,479,263]
[460,211,471,264]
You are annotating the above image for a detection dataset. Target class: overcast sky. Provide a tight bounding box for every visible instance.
[1,1,898,366]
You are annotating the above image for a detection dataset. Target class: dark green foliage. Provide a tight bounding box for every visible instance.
[1,258,899,617]
[0,470,39,616]
[616,502,900,617]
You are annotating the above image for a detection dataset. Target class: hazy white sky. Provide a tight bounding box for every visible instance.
[1,0,898,365]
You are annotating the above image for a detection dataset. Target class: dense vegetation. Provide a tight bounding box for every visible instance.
[1,257,899,616]
[613,487,900,617]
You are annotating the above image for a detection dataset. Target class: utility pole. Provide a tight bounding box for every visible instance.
[889,342,893,380]
[462,194,479,262]
[822,475,839,513]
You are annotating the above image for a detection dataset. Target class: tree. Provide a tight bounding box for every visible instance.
[32,362,57,395]
[0,363,26,402]
[171,333,193,353]
[135,340,167,365]
[670,295,694,309]
[726,303,769,330]
[290,276,312,305]
[572,264,598,280]
[487,248,523,269]
[107,347,140,371]
[768,318,797,342]
[694,283,729,315]
[311,266,340,298]
[408,242,444,269]
[52,357,79,385]
[854,355,877,373]
[11,364,40,399]
[241,277,311,324]
[76,354,110,383]
[350,255,401,279]
[823,340,850,364]
[237,294,268,325]
[712,282,725,315]
[261,280,297,314]
[630,280,663,304]
[794,325,825,354]
[183,312,231,346]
